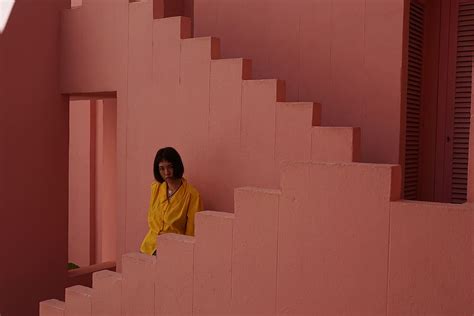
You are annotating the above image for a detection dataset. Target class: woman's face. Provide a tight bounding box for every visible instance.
[158,160,174,181]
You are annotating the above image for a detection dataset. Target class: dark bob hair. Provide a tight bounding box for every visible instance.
[153,147,184,182]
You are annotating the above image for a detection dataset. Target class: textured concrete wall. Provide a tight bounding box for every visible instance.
[195,0,407,165]
[0,0,69,315]
[53,1,473,315]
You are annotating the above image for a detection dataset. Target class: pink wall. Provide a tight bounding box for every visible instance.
[56,2,472,314]
[388,201,472,315]
[194,0,406,165]
[0,0,69,315]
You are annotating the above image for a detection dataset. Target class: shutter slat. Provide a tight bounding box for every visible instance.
[451,3,474,203]
[404,0,425,200]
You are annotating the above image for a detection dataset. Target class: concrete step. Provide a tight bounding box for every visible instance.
[208,58,253,208]
[240,79,286,184]
[277,161,401,315]
[91,270,122,315]
[122,252,156,316]
[193,211,235,315]
[65,285,92,316]
[40,299,65,316]
[153,16,191,41]
[155,233,195,315]
[311,126,361,162]
[210,57,253,150]
[181,36,221,62]
[232,187,281,315]
[153,16,192,103]
[276,101,321,162]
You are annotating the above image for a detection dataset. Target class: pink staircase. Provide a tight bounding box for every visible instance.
[41,2,472,315]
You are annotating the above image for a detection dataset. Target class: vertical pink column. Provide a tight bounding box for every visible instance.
[231,187,280,315]
[101,99,117,262]
[65,286,92,316]
[92,270,122,315]
[122,253,156,315]
[208,58,251,210]
[155,234,195,315]
[193,211,234,315]
[95,100,104,263]
[177,35,220,197]
[151,16,190,157]
[126,0,154,254]
[95,99,117,263]
[40,299,65,316]
[69,100,91,267]
[240,79,285,189]
[275,102,315,162]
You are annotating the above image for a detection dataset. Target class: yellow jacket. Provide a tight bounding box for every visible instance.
[140,179,203,255]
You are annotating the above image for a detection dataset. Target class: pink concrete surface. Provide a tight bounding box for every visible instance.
[232,187,280,315]
[60,2,349,265]
[388,201,473,315]
[195,0,406,165]
[69,100,91,267]
[155,234,195,316]
[311,127,362,162]
[241,79,285,160]
[193,211,234,315]
[208,58,252,209]
[42,2,474,315]
[277,161,401,315]
[126,0,156,255]
[92,270,122,316]
[65,286,92,316]
[40,299,65,316]
[173,34,221,204]
[275,102,319,162]
[122,252,155,315]
[0,1,69,315]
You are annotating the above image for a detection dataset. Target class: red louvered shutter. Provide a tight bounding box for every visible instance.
[451,1,474,203]
[405,0,425,200]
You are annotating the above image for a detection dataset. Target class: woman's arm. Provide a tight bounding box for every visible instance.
[185,193,203,236]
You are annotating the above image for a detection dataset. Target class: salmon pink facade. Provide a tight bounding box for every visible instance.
[0,0,472,315]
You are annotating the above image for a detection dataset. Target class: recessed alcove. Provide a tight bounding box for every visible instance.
[68,95,117,276]
[404,0,474,203]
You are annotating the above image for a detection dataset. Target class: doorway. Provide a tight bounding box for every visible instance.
[404,0,474,203]
[68,96,117,268]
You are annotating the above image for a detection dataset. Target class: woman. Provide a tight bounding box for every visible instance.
[140,147,203,255]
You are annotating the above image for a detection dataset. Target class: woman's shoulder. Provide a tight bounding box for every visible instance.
[183,179,201,197]
[150,181,163,191]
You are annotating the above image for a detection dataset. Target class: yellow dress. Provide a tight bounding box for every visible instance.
[140,178,203,255]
